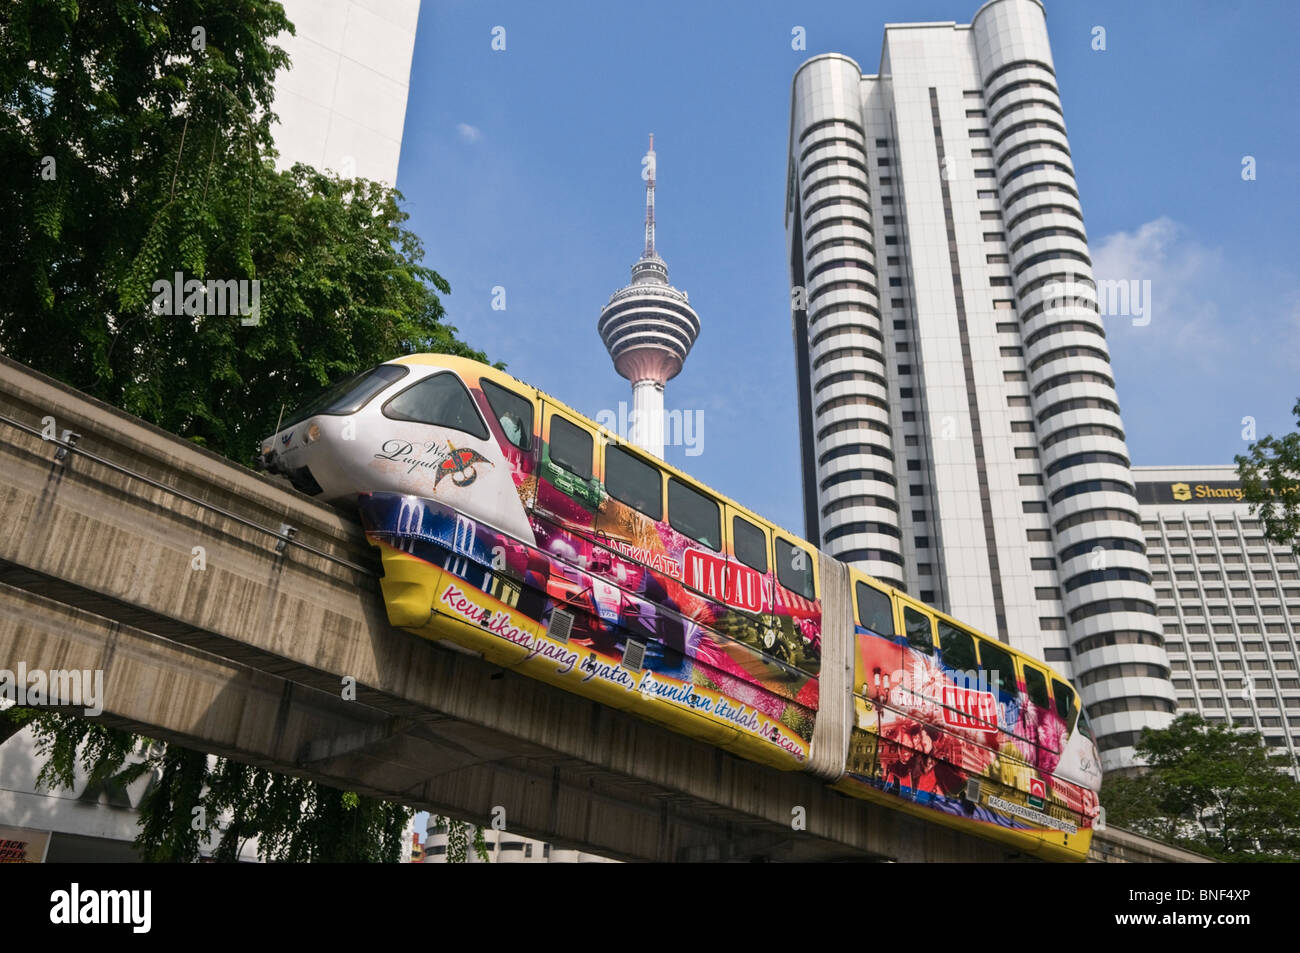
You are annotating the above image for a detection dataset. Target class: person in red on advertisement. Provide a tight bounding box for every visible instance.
[879,719,966,796]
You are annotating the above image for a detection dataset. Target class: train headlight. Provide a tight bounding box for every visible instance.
[306,423,321,443]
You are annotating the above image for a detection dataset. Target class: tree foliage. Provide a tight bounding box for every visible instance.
[431,816,491,864]
[1236,397,1300,556]
[1101,714,1300,861]
[1,0,490,465]
[1,1,492,859]
[5,707,413,862]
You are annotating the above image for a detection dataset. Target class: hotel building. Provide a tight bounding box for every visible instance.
[1138,465,1300,770]
[786,0,1176,769]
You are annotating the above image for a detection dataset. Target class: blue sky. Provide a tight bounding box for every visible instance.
[394,0,1300,537]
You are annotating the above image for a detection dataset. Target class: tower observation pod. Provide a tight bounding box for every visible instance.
[598,135,700,458]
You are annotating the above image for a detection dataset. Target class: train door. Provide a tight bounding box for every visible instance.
[770,531,821,675]
[853,578,897,703]
[535,403,602,532]
[894,597,940,715]
[976,639,1035,794]
[1021,659,1058,769]
[476,378,538,472]
[719,507,778,679]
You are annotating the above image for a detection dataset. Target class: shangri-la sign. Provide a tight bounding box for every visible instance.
[1136,480,1300,505]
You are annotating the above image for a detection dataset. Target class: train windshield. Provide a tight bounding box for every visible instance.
[281,364,409,430]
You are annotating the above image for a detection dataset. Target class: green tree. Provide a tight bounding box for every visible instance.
[4,706,414,862]
[430,816,491,864]
[1236,397,1300,556]
[1,1,490,859]
[1,0,489,464]
[1101,714,1300,861]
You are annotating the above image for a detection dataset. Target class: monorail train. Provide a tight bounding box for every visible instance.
[259,354,1103,860]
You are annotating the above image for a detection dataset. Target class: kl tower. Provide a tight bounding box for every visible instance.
[598,135,700,458]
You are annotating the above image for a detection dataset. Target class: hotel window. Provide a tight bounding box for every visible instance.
[978,189,998,199]
[971,148,993,157]
[987,254,1009,264]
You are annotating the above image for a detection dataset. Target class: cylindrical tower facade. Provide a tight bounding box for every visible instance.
[789,55,904,588]
[973,0,1177,769]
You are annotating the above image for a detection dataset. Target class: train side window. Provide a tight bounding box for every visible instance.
[1052,678,1078,730]
[775,538,816,600]
[732,516,769,574]
[668,478,720,550]
[383,372,489,440]
[979,640,1016,699]
[1024,664,1050,709]
[902,606,934,652]
[480,379,533,451]
[548,416,592,479]
[605,445,663,521]
[855,582,895,636]
[938,620,977,672]
[1077,706,1095,741]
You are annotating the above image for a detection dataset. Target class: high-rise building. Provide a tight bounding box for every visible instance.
[785,0,1176,770]
[1136,465,1300,771]
[599,136,701,458]
[270,0,421,186]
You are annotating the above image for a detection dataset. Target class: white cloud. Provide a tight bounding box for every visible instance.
[1093,217,1300,374]
[1090,216,1229,368]
[456,123,481,143]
